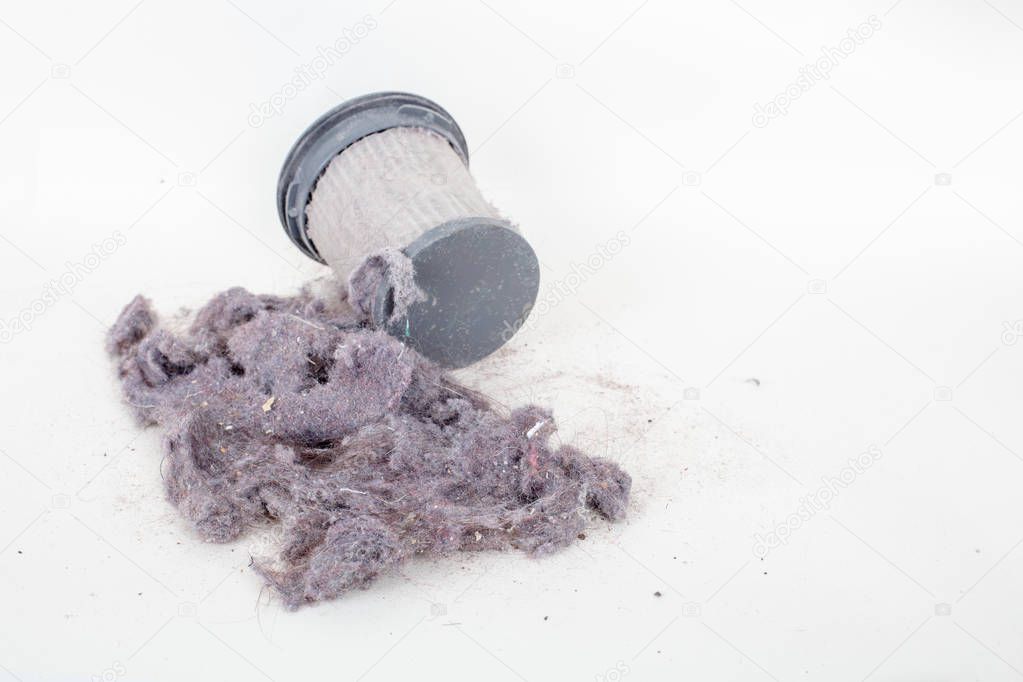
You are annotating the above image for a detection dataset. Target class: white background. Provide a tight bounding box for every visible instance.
[1,0,1022,680]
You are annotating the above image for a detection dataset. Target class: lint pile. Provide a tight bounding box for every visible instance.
[107,283,631,608]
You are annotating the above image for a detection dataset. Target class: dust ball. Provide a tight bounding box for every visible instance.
[106,283,631,608]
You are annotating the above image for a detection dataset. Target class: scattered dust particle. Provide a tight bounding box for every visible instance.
[654,591,662,597]
[745,377,761,387]
[544,616,549,621]
[577,533,586,540]
[587,373,637,393]
[262,396,276,412]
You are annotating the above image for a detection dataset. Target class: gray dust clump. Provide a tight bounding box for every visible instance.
[346,247,425,323]
[106,284,631,608]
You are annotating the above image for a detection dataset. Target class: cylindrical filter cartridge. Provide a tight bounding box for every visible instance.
[277,92,540,368]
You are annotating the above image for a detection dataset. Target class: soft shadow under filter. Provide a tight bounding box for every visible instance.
[277,92,540,368]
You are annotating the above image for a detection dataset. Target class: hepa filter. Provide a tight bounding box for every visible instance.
[278,92,540,368]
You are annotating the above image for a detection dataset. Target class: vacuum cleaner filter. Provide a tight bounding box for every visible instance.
[278,92,540,368]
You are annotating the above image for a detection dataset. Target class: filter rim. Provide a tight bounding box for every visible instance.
[277,91,470,263]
